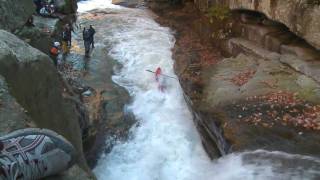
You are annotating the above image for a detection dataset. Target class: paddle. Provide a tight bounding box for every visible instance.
[146,70,177,80]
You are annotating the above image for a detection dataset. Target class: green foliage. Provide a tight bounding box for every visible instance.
[205,5,232,40]
[206,5,230,22]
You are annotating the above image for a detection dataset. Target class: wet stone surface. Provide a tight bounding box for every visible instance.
[59,11,137,168]
[149,1,320,159]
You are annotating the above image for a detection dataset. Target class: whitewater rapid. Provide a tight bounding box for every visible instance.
[78,1,320,180]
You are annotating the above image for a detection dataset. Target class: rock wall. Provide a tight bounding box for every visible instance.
[195,0,320,50]
[149,0,320,159]
[0,0,93,178]
[0,76,29,136]
[190,0,320,157]
[0,0,35,32]
[0,30,93,179]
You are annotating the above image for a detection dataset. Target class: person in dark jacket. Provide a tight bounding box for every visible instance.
[88,25,96,48]
[26,16,35,27]
[83,27,91,57]
[65,24,73,47]
[61,24,73,54]
[62,29,69,54]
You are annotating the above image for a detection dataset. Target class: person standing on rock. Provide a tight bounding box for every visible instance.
[62,29,69,55]
[83,27,91,57]
[62,24,72,55]
[89,25,96,49]
[65,24,74,47]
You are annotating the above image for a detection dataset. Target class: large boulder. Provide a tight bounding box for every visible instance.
[0,75,93,180]
[44,165,93,180]
[0,76,30,136]
[195,48,320,157]
[0,30,93,179]
[112,0,143,7]
[0,0,35,32]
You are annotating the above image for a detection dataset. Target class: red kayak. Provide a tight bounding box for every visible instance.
[155,67,165,92]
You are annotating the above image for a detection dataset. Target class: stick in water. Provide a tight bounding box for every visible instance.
[146,70,177,80]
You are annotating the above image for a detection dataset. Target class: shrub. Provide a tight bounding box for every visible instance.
[206,5,230,22]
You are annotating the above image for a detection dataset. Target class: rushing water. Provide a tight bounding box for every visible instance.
[78,1,320,179]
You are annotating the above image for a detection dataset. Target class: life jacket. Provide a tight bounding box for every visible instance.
[155,67,162,82]
[50,47,59,56]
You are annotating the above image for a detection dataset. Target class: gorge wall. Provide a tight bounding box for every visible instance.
[194,0,320,50]
[149,0,320,159]
[189,0,320,157]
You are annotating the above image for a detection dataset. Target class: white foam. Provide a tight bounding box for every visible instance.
[78,1,320,179]
[78,0,121,13]
[91,8,215,179]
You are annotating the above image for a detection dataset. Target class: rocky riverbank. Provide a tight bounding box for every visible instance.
[1,0,140,178]
[148,1,320,158]
[60,11,137,167]
[0,0,96,179]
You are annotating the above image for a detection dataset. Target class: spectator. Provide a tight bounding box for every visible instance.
[50,41,60,66]
[26,16,35,27]
[83,27,91,57]
[65,24,74,47]
[88,25,96,48]
[62,26,70,55]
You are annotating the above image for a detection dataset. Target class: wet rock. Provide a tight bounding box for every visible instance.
[44,165,94,180]
[197,53,320,156]
[280,42,320,61]
[0,76,30,136]
[280,54,320,84]
[224,37,320,88]
[112,0,144,7]
[32,16,62,36]
[0,30,93,178]
[233,23,281,46]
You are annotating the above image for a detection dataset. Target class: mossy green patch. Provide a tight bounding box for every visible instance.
[206,5,230,21]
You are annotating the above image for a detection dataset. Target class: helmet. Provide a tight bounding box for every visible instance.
[54,42,60,47]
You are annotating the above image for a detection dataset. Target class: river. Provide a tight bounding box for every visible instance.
[77,0,320,179]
